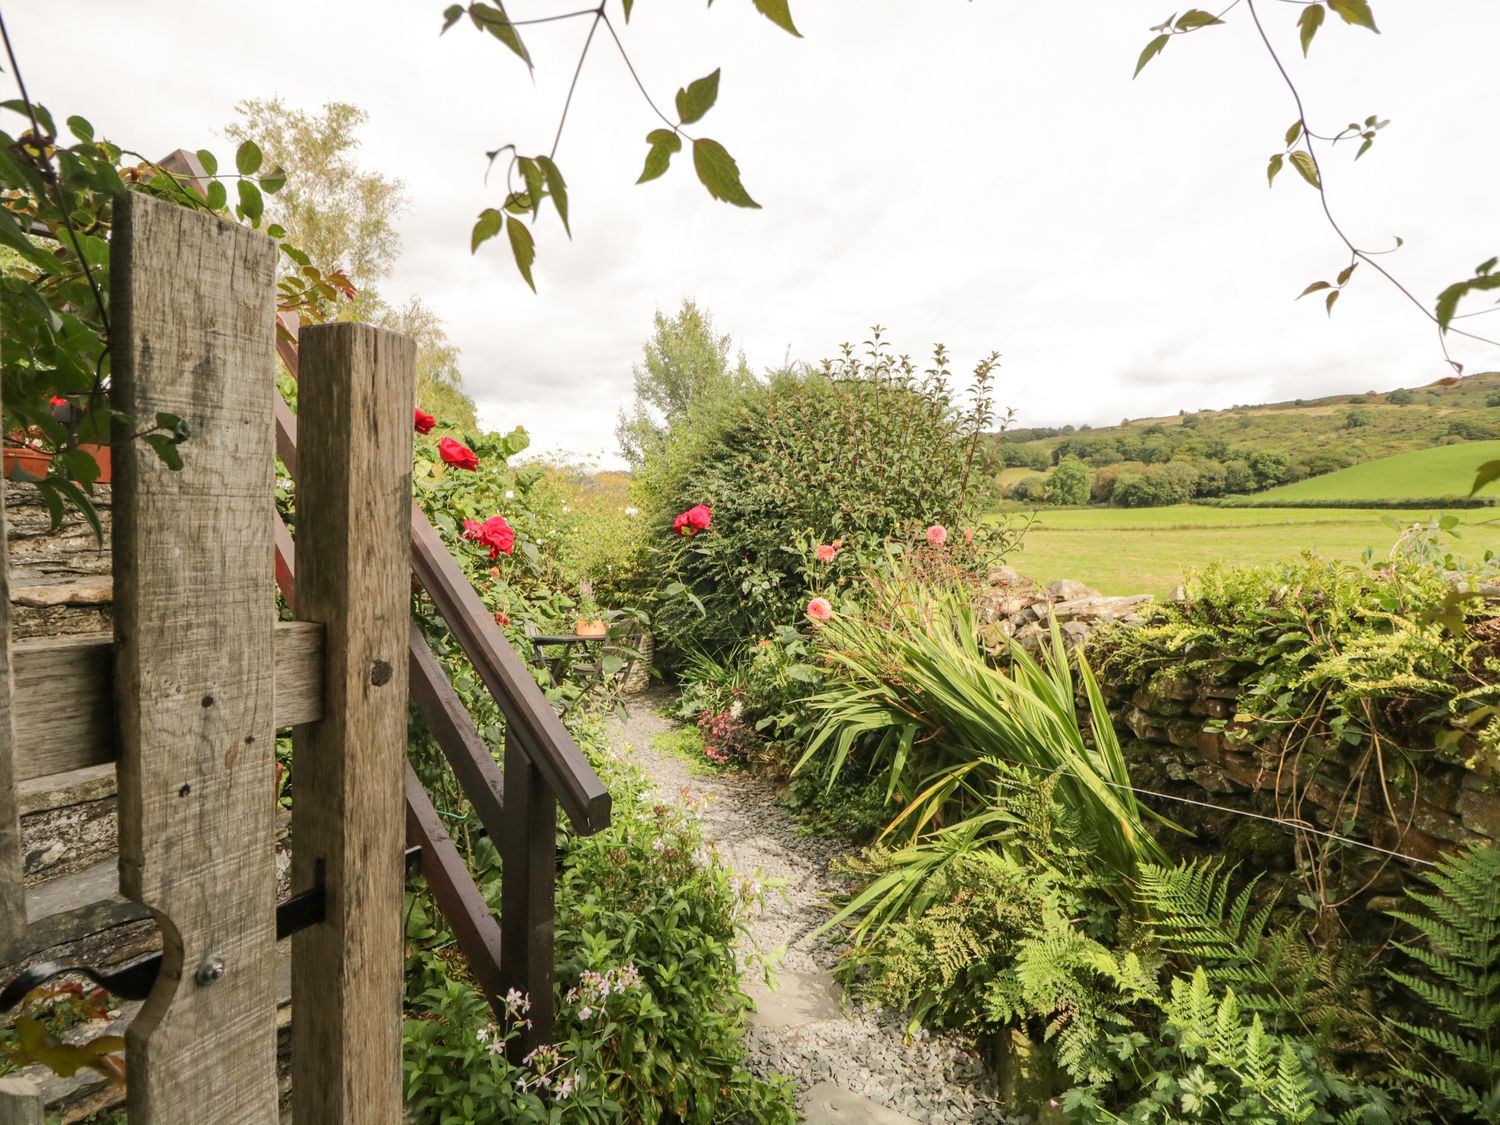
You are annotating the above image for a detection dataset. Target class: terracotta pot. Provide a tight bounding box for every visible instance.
[2,443,111,484]
[574,619,607,638]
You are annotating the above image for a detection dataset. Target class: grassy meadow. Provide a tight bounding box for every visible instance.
[995,505,1500,597]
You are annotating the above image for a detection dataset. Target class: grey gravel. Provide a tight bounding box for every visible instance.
[604,690,1029,1125]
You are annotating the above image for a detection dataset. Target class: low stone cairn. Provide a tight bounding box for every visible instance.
[976,565,1153,651]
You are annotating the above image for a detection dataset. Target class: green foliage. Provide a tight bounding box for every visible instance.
[1386,843,1500,1122]
[614,300,754,471]
[639,329,1005,657]
[1047,456,1092,505]
[801,577,1169,890]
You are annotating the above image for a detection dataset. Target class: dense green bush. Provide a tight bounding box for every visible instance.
[1047,456,1092,505]
[638,331,1006,656]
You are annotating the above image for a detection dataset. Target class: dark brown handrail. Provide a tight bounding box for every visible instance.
[409,509,611,834]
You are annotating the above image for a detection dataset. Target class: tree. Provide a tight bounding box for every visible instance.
[614,300,753,469]
[227,99,478,431]
[1248,450,1290,489]
[1047,457,1092,506]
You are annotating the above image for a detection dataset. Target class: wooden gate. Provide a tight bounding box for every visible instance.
[0,193,413,1122]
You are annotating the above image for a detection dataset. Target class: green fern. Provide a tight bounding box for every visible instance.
[1136,860,1316,1026]
[1387,842,1500,1123]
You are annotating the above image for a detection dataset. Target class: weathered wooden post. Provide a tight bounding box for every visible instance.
[290,323,413,1123]
[0,381,23,962]
[111,193,281,1119]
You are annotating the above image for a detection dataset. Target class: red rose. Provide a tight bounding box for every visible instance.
[49,396,68,408]
[673,504,712,537]
[439,437,478,471]
[414,407,436,434]
[462,515,515,559]
[494,610,510,626]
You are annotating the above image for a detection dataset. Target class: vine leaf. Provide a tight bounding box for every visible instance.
[1284,121,1302,146]
[621,0,634,19]
[505,213,537,292]
[471,207,502,253]
[536,156,570,236]
[441,4,463,32]
[1436,268,1500,331]
[1336,262,1357,286]
[1471,460,1500,497]
[1325,289,1340,316]
[1133,34,1170,78]
[1328,0,1379,32]
[751,0,802,37]
[1298,281,1331,298]
[1266,153,1283,186]
[1174,10,1224,30]
[637,129,682,184]
[469,2,532,69]
[692,138,760,208]
[1288,149,1320,188]
[675,69,721,126]
[1297,4,1324,55]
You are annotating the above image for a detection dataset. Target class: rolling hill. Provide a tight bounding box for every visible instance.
[1244,441,1500,504]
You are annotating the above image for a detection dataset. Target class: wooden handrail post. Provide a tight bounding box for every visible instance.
[111,192,281,1120]
[291,323,414,1124]
[501,743,557,1057]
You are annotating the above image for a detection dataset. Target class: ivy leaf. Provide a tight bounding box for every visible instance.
[143,433,184,472]
[692,138,760,208]
[236,179,263,223]
[1297,4,1324,54]
[470,3,533,69]
[1174,9,1224,30]
[1328,0,1378,32]
[536,155,569,236]
[751,0,802,36]
[1325,289,1340,316]
[675,69,721,126]
[1266,153,1283,186]
[1471,460,1500,497]
[506,213,537,292]
[1133,34,1170,78]
[471,207,502,254]
[1297,281,1331,298]
[1288,149,1320,188]
[441,3,464,32]
[235,140,262,177]
[637,129,682,184]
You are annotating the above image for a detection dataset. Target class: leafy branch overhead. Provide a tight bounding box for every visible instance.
[450,3,793,290]
[1133,0,1499,373]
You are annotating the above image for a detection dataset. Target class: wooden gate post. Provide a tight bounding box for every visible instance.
[291,323,414,1123]
[0,380,23,961]
[111,193,281,1119]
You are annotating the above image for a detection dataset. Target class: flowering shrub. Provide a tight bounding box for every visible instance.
[672,503,712,537]
[697,705,760,765]
[461,514,516,559]
[638,330,1018,657]
[438,436,479,471]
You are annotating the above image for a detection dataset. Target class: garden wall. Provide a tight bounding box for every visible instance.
[981,566,1498,919]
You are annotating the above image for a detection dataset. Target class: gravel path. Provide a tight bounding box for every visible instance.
[605,690,1027,1125]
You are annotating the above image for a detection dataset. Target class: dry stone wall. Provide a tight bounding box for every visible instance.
[981,566,1498,919]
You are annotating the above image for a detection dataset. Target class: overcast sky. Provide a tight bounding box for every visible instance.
[10,2,1500,466]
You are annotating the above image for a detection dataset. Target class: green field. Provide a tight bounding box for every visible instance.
[996,505,1500,597]
[1248,441,1500,504]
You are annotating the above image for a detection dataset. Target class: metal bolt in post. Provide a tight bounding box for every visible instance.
[195,956,225,986]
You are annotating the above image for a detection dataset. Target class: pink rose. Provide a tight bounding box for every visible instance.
[925,524,948,547]
[806,597,833,623]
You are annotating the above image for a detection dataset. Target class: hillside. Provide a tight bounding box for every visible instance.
[1247,441,1500,504]
[994,371,1500,482]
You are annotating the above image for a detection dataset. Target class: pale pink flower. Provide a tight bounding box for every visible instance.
[925,524,948,547]
[814,543,838,563]
[806,597,833,623]
[963,526,974,543]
